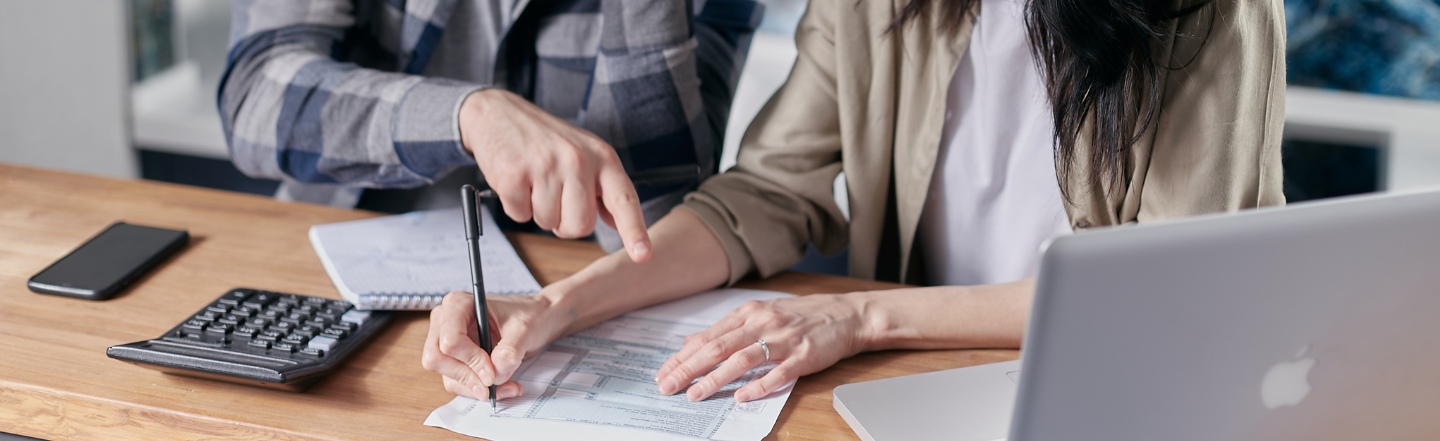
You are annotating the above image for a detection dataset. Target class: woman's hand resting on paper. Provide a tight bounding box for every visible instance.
[654,293,877,402]
[652,280,1036,403]
[421,291,571,400]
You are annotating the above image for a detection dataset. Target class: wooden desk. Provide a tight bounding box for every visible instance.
[0,163,1017,440]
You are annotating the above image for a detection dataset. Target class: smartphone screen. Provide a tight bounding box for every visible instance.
[28,223,189,300]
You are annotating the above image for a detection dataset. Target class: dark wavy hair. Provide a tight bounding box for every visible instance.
[893,0,1213,197]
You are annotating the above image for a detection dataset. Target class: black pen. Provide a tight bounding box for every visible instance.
[460,185,497,415]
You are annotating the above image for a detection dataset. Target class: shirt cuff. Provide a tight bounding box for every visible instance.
[392,77,486,180]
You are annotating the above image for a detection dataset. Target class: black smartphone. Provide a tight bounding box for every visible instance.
[28,222,189,300]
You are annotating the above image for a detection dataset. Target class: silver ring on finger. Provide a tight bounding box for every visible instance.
[756,339,770,362]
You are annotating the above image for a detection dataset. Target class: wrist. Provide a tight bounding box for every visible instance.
[534,259,613,337]
[845,290,894,353]
[457,89,502,156]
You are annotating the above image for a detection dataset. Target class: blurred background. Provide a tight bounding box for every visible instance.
[2,0,1438,274]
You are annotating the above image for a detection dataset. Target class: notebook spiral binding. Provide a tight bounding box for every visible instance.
[358,294,446,311]
[354,289,537,310]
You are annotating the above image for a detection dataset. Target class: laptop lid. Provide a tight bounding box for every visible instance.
[1011,189,1440,440]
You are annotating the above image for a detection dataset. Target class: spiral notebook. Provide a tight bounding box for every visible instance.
[309,206,543,310]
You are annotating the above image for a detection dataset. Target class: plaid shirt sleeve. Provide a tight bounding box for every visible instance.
[533,0,764,200]
[219,0,481,188]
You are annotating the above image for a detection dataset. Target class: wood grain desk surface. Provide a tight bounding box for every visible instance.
[0,163,1017,440]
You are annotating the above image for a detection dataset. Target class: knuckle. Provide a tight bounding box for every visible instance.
[738,300,763,314]
[559,144,586,170]
[732,348,762,366]
[697,375,722,392]
[534,153,557,171]
[767,366,791,382]
[756,310,782,325]
[437,335,467,356]
[492,172,525,192]
[420,351,440,371]
[671,364,698,381]
[702,341,730,360]
[607,189,637,207]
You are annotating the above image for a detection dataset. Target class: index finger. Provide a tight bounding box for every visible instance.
[597,160,651,262]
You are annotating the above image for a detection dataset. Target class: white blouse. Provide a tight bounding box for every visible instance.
[917,0,1073,286]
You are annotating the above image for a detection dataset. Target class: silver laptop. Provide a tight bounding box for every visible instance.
[834,188,1440,441]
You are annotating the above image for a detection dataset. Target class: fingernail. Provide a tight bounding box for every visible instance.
[734,391,751,402]
[687,385,704,402]
[632,241,650,259]
[655,368,669,382]
[659,377,678,395]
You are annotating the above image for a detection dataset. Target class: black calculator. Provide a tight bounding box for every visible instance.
[107,288,393,391]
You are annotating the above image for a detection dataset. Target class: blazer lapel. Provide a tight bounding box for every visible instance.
[891,2,974,281]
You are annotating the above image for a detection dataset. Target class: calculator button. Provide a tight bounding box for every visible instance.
[166,334,225,348]
[304,317,332,328]
[205,324,233,335]
[205,304,230,315]
[171,329,201,341]
[295,325,322,339]
[271,343,296,353]
[297,304,319,314]
[281,333,307,345]
[245,318,273,328]
[304,297,329,306]
[339,310,371,325]
[321,327,348,340]
[270,321,295,332]
[241,293,274,310]
[278,294,302,304]
[299,347,324,357]
[182,319,208,330]
[195,311,220,322]
[218,289,253,305]
[218,314,242,326]
[257,330,284,341]
[231,306,256,318]
[308,336,338,352]
[315,307,342,320]
[328,322,355,333]
[281,312,311,325]
[247,339,271,349]
[234,326,260,339]
[268,301,294,312]
[258,309,282,320]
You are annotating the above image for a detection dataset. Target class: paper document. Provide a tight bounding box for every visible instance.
[309,206,543,310]
[425,289,797,441]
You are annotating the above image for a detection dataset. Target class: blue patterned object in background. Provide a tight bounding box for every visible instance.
[1286,0,1440,100]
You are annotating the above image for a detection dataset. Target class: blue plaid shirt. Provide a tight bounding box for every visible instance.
[219,0,764,203]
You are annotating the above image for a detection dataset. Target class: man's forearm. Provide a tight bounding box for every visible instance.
[541,207,730,335]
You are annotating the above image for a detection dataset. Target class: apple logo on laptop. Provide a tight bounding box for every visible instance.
[1261,345,1315,409]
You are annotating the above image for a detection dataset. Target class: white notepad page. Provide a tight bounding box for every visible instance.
[309,206,543,310]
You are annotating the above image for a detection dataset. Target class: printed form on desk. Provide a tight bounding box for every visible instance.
[425,289,797,441]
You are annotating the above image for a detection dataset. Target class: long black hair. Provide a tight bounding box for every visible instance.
[894,0,1213,197]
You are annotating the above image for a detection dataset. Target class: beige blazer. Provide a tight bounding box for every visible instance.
[683,0,1287,285]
